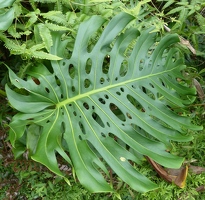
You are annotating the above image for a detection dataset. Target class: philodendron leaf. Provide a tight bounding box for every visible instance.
[0,8,14,31]
[6,12,202,193]
[0,0,16,8]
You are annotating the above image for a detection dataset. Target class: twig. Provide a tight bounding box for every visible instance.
[164,24,196,54]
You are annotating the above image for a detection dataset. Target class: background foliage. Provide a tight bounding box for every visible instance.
[0,0,205,199]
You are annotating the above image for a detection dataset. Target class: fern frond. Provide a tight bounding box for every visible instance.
[25,11,38,28]
[54,1,63,12]
[33,0,56,3]
[37,23,53,51]
[8,25,21,38]
[29,43,45,51]
[13,1,22,18]
[66,12,77,24]
[4,39,25,53]
[41,11,67,25]
[45,22,73,32]
[29,50,62,60]
[8,25,32,38]
[196,13,205,32]
[29,0,37,10]
[23,30,32,36]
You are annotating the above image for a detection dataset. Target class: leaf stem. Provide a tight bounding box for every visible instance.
[18,62,32,79]
[83,0,89,14]
[0,89,6,97]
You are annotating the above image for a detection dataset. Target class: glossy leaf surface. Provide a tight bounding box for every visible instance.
[6,12,201,193]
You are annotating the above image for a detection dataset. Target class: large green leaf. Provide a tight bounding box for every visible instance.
[6,12,202,193]
[0,0,16,8]
[0,8,14,31]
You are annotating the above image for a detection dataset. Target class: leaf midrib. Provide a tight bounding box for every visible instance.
[57,67,175,108]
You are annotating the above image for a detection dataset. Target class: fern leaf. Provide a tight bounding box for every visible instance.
[37,23,53,52]
[167,6,185,15]
[196,13,205,32]
[23,30,32,36]
[8,25,32,38]
[29,43,45,51]
[45,22,73,32]
[33,0,56,2]
[41,11,67,25]
[4,38,25,53]
[66,12,77,25]
[30,50,62,60]
[25,12,38,28]
[8,25,21,38]
[162,0,175,10]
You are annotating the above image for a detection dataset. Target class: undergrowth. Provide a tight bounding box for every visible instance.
[0,0,205,199]
[0,127,205,199]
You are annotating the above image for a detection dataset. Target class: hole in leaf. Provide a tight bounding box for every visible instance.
[45,87,50,93]
[120,87,124,92]
[104,94,109,99]
[73,111,77,116]
[126,113,132,119]
[79,135,82,140]
[127,94,143,110]
[98,98,105,104]
[84,79,91,88]
[140,85,156,100]
[61,122,65,134]
[85,58,92,74]
[87,37,98,53]
[72,86,75,92]
[139,59,145,71]
[108,132,118,140]
[79,122,86,134]
[116,91,121,96]
[61,94,64,99]
[115,77,118,81]
[15,79,19,83]
[68,64,75,79]
[92,112,105,128]
[102,55,110,74]
[100,77,105,84]
[149,83,154,88]
[83,102,89,110]
[106,122,110,127]
[92,106,95,110]
[101,132,106,138]
[131,124,147,137]
[120,60,128,77]
[32,78,40,85]
[159,78,166,87]
[109,103,126,122]
[55,76,61,86]
[62,62,66,66]
[140,86,146,94]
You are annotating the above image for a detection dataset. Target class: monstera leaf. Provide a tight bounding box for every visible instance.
[6,12,201,193]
